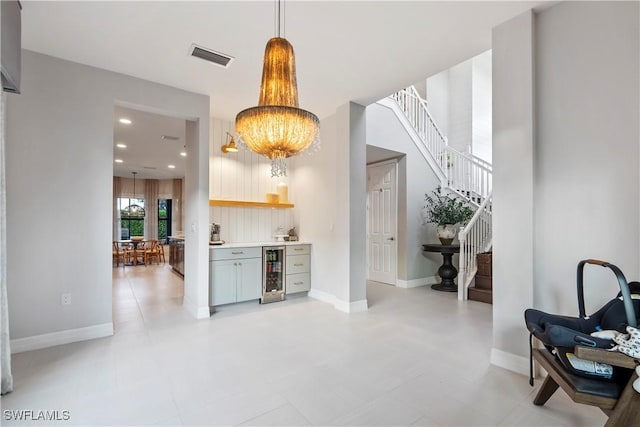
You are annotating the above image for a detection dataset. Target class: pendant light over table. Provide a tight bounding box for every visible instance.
[235,0,320,177]
[126,171,145,218]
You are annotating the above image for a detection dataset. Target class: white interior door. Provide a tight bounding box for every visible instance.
[367,161,397,285]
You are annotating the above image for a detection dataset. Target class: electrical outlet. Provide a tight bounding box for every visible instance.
[61,293,71,305]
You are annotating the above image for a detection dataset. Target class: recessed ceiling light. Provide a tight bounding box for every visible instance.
[168,164,176,169]
[119,118,132,124]
[115,159,124,163]
[116,143,127,148]
[180,152,187,157]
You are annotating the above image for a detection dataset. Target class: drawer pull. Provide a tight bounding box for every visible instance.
[294,281,303,285]
[231,251,244,255]
[294,248,304,251]
[294,263,303,267]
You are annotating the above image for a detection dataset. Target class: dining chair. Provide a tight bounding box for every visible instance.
[144,240,161,265]
[157,241,166,263]
[113,241,127,268]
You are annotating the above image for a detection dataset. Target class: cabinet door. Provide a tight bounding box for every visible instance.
[236,257,262,302]
[210,260,237,306]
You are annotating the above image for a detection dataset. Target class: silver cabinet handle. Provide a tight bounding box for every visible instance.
[294,248,303,251]
[232,251,244,255]
[294,263,303,267]
[294,281,303,285]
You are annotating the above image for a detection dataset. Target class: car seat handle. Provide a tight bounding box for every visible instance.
[577,259,637,327]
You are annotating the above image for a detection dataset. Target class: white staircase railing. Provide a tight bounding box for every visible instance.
[389,85,492,300]
[390,87,448,170]
[445,147,492,208]
[457,193,492,300]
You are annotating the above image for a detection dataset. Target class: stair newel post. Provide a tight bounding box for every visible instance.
[458,225,467,301]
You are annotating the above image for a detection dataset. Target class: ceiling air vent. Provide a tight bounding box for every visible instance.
[161,135,180,141]
[189,44,234,68]
[143,166,157,170]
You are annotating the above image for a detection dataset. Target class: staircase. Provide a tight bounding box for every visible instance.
[467,252,492,303]
[387,86,493,302]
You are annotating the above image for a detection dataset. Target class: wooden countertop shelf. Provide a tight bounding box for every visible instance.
[209,199,294,209]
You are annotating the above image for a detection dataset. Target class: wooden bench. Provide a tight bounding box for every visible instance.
[533,347,639,427]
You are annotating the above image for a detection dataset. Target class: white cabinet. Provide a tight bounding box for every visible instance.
[236,257,262,302]
[285,245,311,294]
[209,247,261,306]
[210,260,237,305]
[210,244,311,304]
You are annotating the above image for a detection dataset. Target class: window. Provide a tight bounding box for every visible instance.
[158,199,172,244]
[118,197,145,239]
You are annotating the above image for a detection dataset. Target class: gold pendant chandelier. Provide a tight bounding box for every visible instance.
[235,0,319,177]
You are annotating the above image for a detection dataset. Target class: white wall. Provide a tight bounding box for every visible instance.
[209,118,295,242]
[6,51,210,349]
[491,10,535,368]
[184,118,211,319]
[425,73,449,138]
[492,2,639,372]
[534,2,639,315]
[426,51,493,161]
[366,102,442,283]
[292,102,368,312]
[345,103,368,304]
[447,62,473,154]
[471,51,492,162]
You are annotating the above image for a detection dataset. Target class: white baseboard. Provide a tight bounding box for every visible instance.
[308,289,335,305]
[11,323,114,354]
[397,276,439,288]
[184,297,210,319]
[334,298,369,313]
[309,289,369,313]
[490,347,531,377]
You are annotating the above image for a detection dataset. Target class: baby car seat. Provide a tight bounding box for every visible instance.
[525,259,640,383]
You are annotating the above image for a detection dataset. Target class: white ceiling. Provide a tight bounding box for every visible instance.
[113,106,187,179]
[21,1,550,178]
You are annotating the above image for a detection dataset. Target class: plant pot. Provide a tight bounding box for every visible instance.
[436,224,456,245]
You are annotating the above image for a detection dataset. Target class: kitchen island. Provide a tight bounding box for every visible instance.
[168,236,184,277]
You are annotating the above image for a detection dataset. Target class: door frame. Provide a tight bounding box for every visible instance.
[366,159,399,286]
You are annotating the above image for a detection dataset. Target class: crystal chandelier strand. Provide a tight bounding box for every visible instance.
[235,105,318,158]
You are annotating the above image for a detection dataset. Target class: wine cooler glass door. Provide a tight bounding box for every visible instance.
[262,246,285,303]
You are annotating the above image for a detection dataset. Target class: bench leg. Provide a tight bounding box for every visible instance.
[533,375,560,406]
[605,371,640,427]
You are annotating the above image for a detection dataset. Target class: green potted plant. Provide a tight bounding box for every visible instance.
[423,189,474,245]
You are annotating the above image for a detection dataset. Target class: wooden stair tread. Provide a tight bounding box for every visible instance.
[468,286,492,304]
[469,252,492,304]
[474,275,492,290]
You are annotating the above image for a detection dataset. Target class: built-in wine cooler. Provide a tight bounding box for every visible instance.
[262,246,285,303]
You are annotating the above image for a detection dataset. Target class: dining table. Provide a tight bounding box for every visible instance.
[117,239,147,265]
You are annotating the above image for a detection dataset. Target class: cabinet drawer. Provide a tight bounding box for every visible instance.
[286,244,310,256]
[286,273,310,294]
[286,254,310,275]
[210,247,261,261]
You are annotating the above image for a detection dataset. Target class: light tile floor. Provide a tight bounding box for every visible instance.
[2,265,607,426]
